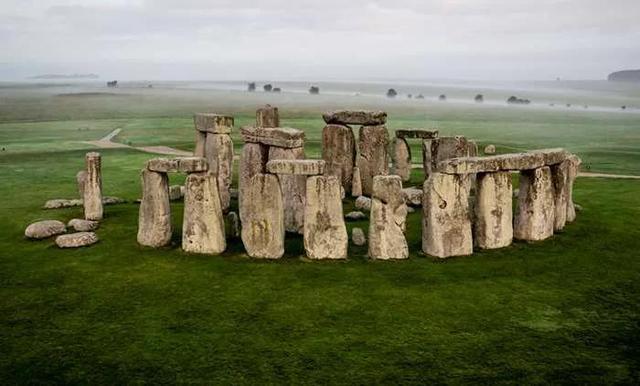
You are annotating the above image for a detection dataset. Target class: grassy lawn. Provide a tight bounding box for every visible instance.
[1,83,640,383]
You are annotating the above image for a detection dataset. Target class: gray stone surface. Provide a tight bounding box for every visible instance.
[68,218,99,232]
[395,129,439,139]
[169,185,183,201]
[484,144,496,155]
[256,105,279,128]
[551,160,570,231]
[401,187,423,206]
[225,211,240,238]
[194,130,206,157]
[43,199,84,209]
[268,146,306,234]
[345,211,367,221]
[322,110,387,126]
[55,232,99,248]
[239,142,268,224]
[322,124,356,193]
[514,167,555,241]
[194,113,233,134]
[241,126,305,148]
[182,171,226,254]
[266,159,325,175]
[205,134,234,212]
[437,148,571,174]
[303,176,348,259]
[422,173,473,258]
[240,173,285,259]
[25,220,66,239]
[355,196,372,211]
[474,172,513,249]
[84,152,103,221]
[423,136,476,176]
[178,157,209,173]
[137,169,172,247]
[352,227,366,246]
[357,125,390,196]
[392,137,411,182]
[76,170,87,198]
[368,175,408,260]
[351,166,363,197]
[146,158,179,172]
[566,155,581,222]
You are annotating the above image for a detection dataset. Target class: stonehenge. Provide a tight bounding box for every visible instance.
[392,129,439,182]
[194,113,234,212]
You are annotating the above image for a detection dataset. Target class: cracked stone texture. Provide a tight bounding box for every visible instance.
[304,176,348,259]
[322,124,356,193]
[84,152,103,221]
[268,146,306,234]
[392,137,411,182]
[182,171,226,254]
[368,175,408,260]
[137,169,172,247]
[474,171,513,249]
[239,142,268,225]
[205,133,234,212]
[514,167,555,241]
[357,125,390,196]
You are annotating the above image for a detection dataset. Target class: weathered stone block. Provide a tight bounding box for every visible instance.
[395,129,438,139]
[566,154,581,222]
[182,171,226,254]
[368,175,408,260]
[304,176,348,259]
[268,146,306,233]
[551,160,570,231]
[266,159,325,175]
[422,173,473,258]
[68,218,99,232]
[194,113,233,134]
[241,126,305,148]
[240,173,285,259]
[322,110,386,126]
[392,137,411,182]
[239,143,268,224]
[76,170,87,198]
[437,148,570,174]
[474,172,513,249]
[402,187,423,206]
[357,125,389,196]
[146,158,179,172]
[322,124,356,192]
[25,220,66,239]
[205,134,234,212]
[351,166,363,197]
[137,169,172,247]
[256,105,279,128]
[514,167,555,241]
[56,232,99,248]
[84,152,103,221]
[178,157,209,173]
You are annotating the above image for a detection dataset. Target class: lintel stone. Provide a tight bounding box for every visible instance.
[193,113,233,134]
[395,129,439,139]
[266,159,325,175]
[437,148,570,174]
[322,110,387,126]
[241,126,305,148]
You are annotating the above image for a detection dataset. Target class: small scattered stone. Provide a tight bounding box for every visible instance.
[484,144,496,154]
[67,219,99,232]
[25,220,66,239]
[402,187,423,206]
[43,199,83,209]
[352,227,366,246]
[225,211,240,238]
[102,196,126,205]
[169,185,183,201]
[355,196,372,211]
[55,232,99,248]
[345,211,367,221]
[575,204,583,212]
[406,205,415,213]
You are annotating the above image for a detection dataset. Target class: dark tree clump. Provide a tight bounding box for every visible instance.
[415,94,424,99]
[309,86,320,95]
[507,96,531,105]
[263,84,273,92]
[386,88,397,98]
[248,82,256,92]
[272,87,281,93]
[439,94,447,101]
[474,94,484,103]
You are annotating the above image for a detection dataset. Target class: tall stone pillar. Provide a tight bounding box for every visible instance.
[422,172,473,258]
[83,152,103,221]
[182,171,226,254]
[239,143,268,224]
[566,155,581,222]
[256,105,279,128]
[304,175,348,260]
[241,173,285,259]
[322,124,356,193]
[137,169,172,247]
[268,146,306,234]
[474,171,513,249]
[357,125,389,196]
[514,167,555,241]
[551,160,570,231]
[368,175,408,260]
[392,137,412,182]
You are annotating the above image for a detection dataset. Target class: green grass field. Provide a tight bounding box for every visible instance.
[1,82,640,383]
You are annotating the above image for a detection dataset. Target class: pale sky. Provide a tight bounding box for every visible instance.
[1,0,639,80]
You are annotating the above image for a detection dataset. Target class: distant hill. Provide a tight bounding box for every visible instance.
[607,70,640,82]
[28,73,99,79]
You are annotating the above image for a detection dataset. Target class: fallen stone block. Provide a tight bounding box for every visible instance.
[355,196,372,211]
[68,218,99,232]
[25,220,66,239]
[401,187,422,206]
[345,211,367,221]
[55,232,99,248]
[352,227,366,246]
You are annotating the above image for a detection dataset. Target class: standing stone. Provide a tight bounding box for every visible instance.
[268,146,306,234]
[393,137,412,182]
[474,172,513,249]
[424,136,474,176]
[205,133,234,212]
[239,142,268,224]
[182,171,226,254]
[351,166,363,197]
[322,124,356,193]
[551,160,571,231]
[422,173,473,258]
[225,211,240,238]
[137,169,172,247]
[256,105,279,128]
[76,170,87,198]
[194,130,206,157]
[514,167,555,241]
[422,139,434,178]
[84,152,103,221]
[368,175,408,260]
[304,176,348,259]
[352,227,367,246]
[241,173,285,259]
[566,155,581,222]
[357,125,390,196]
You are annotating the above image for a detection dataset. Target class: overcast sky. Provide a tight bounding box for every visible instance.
[1,0,639,81]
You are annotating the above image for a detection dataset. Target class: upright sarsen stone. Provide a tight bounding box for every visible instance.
[241,173,285,259]
[239,142,268,224]
[322,124,356,193]
[368,175,408,260]
[474,171,513,249]
[422,173,473,258]
[392,137,411,181]
[566,155,581,222]
[551,160,571,231]
[256,105,279,128]
[351,166,363,197]
[514,167,555,241]
[304,176,348,259]
[268,146,306,234]
[84,152,103,221]
[182,171,226,254]
[357,125,390,196]
[137,169,172,247]
[76,170,87,198]
[205,133,234,212]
